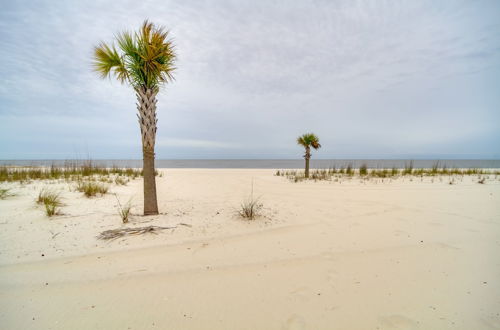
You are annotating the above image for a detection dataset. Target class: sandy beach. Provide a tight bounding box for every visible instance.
[0,169,499,329]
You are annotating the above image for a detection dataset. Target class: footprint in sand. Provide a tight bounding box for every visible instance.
[289,287,310,302]
[282,314,306,330]
[378,315,419,330]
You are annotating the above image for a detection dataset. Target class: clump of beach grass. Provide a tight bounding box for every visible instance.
[115,194,132,223]
[0,188,15,200]
[239,198,262,220]
[37,189,62,217]
[76,181,109,197]
[403,161,414,175]
[239,180,263,220]
[345,163,353,176]
[359,163,368,176]
[114,176,128,186]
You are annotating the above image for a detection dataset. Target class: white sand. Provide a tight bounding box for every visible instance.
[0,169,499,329]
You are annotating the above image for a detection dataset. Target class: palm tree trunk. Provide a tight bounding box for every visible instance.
[142,148,158,215]
[136,87,159,215]
[305,147,311,178]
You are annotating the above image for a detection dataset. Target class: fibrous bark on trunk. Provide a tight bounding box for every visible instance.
[136,87,159,215]
[304,146,311,178]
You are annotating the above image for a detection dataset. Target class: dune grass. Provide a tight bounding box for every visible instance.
[37,189,62,217]
[239,180,263,220]
[115,195,132,223]
[0,188,15,199]
[275,162,498,183]
[239,198,262,220]
[76,181,109,197]
[0,161,143,183]
[114,176,128,186]
[359,163,368,176]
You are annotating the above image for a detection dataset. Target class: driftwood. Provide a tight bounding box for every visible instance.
[97,223,191,240]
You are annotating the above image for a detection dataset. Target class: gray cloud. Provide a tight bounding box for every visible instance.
[0,0,499,159]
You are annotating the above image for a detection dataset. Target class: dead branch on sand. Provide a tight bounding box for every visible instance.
[97,224,192,240]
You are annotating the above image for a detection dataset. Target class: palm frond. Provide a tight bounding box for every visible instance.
[297,133,321,149]
[93,20,176,89]
[93,42,127,82]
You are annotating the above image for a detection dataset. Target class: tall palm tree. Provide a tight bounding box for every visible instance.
[93,20,176,215]
[297,133,321,178]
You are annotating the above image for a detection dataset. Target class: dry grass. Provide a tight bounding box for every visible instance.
[37,189,62,217]
[0,161,143,183]
[76,181,109,197]
[115,194,132,223]
[0,188,15,200]
[114,176,128,186]
[97,224,191,240]
[275,163,497,183]
[239,180,263,220]
[239,198,263,220]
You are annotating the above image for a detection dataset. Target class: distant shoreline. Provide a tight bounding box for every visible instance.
[1,159,500,169]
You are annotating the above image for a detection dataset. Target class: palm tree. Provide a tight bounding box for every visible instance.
[93,20,176,215]
[297,133,321,178]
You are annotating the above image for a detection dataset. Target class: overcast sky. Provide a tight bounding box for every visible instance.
[1,0,499,159]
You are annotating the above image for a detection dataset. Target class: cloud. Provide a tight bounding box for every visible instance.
[156,138,239,149]
[0,0,499,159]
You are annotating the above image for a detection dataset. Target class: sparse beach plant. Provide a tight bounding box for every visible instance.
[346,163,353,176]
[77,182,109,197]
[359,163,368,176]
[115,194,132,223]
[114,176,128,186]
[0,188,14,199]
[441,165,449,175]
[431,161,440,175]
[403,161,414,175]
[391,167,399,176]
[239,197,263,220]
[45,203,58,217]
[37,189,62,217]
[239,180,263,220]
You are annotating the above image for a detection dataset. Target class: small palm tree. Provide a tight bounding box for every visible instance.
[93,20,176,215]
[297,133,321,178]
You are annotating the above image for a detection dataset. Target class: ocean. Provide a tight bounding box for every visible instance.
[1,159,499,169]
